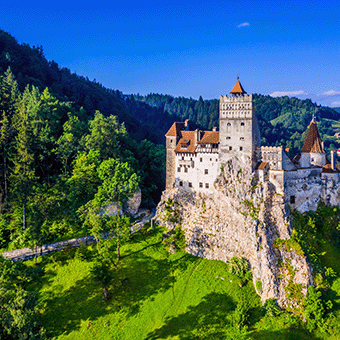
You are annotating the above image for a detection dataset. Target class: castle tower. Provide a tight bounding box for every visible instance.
[299,117,326,168]
[219,78,260,166]
[165,120,188,189]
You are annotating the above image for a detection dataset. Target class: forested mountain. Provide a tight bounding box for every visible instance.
[0,29,172,253]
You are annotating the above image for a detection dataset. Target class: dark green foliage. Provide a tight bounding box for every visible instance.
[0,255,46,339]
[262,299,282,317]
[303,285,333,332]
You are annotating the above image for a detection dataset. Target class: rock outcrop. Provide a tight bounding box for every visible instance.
[156,156,313,307]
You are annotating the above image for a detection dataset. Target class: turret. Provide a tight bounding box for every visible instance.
[299,118,326,168]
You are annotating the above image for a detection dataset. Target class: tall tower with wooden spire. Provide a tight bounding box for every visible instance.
[219,77,260,167]
[299,117,326,168]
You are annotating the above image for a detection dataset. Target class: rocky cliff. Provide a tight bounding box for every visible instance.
[156,156,313,308]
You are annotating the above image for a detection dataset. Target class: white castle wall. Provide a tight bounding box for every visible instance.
[174,151,220,192]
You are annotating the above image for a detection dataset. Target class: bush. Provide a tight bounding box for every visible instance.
[228,257,249,278]
[74,244,92,261]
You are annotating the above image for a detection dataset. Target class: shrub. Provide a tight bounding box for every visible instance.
[228,257,249,278]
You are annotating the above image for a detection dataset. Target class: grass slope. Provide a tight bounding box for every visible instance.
[26,227,339,339]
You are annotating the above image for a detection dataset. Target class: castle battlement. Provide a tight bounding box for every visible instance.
[219,94,253,102]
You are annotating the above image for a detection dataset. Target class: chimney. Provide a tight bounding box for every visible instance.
[212,127,217,131]
[331,150,336,170]
[194,129,201,145]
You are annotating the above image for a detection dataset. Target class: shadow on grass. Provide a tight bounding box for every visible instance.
[145,292,238,340]
[40,251,175,338]
[249,329,322,340]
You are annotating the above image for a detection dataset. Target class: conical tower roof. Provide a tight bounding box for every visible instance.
[301,118,325,153]
[230,79,247,95]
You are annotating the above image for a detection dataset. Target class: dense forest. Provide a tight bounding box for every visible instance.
[135,93,340,158]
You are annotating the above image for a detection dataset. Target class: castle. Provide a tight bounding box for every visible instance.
[165,78,340,213]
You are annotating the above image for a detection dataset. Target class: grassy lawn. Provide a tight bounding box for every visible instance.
[26,227,339,339]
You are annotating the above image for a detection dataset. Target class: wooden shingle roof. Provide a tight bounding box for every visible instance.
[301,118,325,153]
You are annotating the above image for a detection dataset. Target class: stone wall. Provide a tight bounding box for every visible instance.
[156,156,313,308]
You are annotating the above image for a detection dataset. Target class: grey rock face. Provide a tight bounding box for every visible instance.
[156,156,313,307]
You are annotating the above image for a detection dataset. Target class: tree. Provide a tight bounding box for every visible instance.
[85,111,127,161]
[96,158,139,209]
[11,85,37,230]
[90,260,113,302]
[107,214,131,262]
[0,67,19,210]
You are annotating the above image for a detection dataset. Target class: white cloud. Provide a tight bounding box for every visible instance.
[237,22,250,28]
[331,101,340,107]
[318,90,340,97]
[270,90,307,97]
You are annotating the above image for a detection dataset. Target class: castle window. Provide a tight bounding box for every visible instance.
[290,195,295,204]
[205,183,209,188]
[179,181,183,187]
[182,156,184,160]
[240,147,243,151]
[200,158,203,162]
[210,158,212,161]
[170,139,173,143]
[226,136,231,140]
[240,137,244,140]
[177,167,181,172]
[199,182,203,188]
[184,167,188,173]
[189,182,192,188]
[227,123,231,132]
[204,169,208,174]
[241,122,245,126]
[229,146,232,151]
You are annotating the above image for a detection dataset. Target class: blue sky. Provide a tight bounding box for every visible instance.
[1,0,340,106]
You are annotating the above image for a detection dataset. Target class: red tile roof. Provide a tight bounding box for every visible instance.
[322,163,339,173]
[301,118,324,153]
[230,80,247,95]
[165,122,185,137]
[175,131,197,153]
[197,131,219,144]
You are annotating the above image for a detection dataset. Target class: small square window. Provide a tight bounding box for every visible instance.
[205,183,209,188]
[204,169,208,174]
